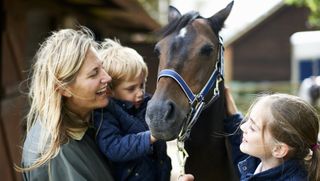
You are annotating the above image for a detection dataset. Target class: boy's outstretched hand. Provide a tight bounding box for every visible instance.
[178,174,194,181]
[150,134,157,144]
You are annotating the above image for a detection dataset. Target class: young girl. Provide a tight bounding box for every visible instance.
[93,39,171,181]
[224,88,320,180]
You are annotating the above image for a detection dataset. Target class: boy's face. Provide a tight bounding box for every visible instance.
[112,73,146,108]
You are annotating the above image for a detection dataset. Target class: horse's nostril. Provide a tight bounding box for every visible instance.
[164,100,175,120]
[146,99,177,123]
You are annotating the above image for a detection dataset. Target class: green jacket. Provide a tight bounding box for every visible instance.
[22,121,114,181]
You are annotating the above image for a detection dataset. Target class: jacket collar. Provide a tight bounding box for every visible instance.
[63,108,89,140]
[113,98,135,110]
[111,94,152,111]
[239,156,306,180]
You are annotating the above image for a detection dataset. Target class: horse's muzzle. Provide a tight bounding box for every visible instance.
[146,98,185,141]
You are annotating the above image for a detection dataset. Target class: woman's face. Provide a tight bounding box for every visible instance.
[65,47,112,118]
[240,99,277,160]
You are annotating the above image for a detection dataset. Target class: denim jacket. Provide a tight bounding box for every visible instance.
[93,95,171,181]
[224,114,308,181]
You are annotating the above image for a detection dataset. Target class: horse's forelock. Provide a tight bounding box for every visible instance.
[158,11,202,38]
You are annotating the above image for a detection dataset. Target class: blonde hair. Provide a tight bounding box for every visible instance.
[20,27,97,171]
[246,93,320,180]
[99,39,148,89]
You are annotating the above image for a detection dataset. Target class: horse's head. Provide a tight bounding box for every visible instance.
[146,2,233,141]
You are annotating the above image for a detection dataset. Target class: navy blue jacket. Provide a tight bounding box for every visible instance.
[93,95,171,181]
[224,114,308,181]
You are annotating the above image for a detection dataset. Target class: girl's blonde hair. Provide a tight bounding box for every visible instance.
[99,39,148,89]
[20,27,97,171]
[246,93,320,180]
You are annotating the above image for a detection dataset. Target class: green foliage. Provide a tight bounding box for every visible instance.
[285,0,320,27]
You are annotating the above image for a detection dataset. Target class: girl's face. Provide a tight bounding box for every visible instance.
[112,73,145,109]
[240,99,277,160]
[65,47,112,118]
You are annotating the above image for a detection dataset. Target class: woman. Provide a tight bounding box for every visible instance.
[19,27,115,180]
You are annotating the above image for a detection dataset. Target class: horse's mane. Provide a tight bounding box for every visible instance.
[159,11,202,38]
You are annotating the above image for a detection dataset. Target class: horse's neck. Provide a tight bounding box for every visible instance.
[200,95,226,130]
[187,87,226,143]
[184,86,237,181]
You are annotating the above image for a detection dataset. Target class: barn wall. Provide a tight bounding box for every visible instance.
[232,6,313,81]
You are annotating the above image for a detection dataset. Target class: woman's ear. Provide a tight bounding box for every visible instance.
[58,87,72,98]
[272,143,289,158]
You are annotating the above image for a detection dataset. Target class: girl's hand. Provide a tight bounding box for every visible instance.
[225,87,238,116]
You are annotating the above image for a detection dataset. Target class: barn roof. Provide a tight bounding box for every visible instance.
[224,1,285,46]
[20,0,162,41]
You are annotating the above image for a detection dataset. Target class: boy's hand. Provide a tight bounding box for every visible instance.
[225,87,238,116]
[150,134,157,143]
[178,174,194,181]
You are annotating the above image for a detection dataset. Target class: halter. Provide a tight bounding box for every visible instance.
[157,36,224,175]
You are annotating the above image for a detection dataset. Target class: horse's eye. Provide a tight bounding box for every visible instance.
[154,46,161,57]
[200,44,213,56]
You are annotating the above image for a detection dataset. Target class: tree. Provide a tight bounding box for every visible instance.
[285,0,320,28]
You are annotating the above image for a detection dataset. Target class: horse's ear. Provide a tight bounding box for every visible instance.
[168,5,182,23]
[207,1,234,34]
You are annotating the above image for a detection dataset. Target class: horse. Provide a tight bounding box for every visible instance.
[145,2,238,181]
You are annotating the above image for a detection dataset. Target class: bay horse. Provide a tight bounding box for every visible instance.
[145,2,238,181]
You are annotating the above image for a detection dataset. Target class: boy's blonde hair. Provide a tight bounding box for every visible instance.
[99,39,148,89]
